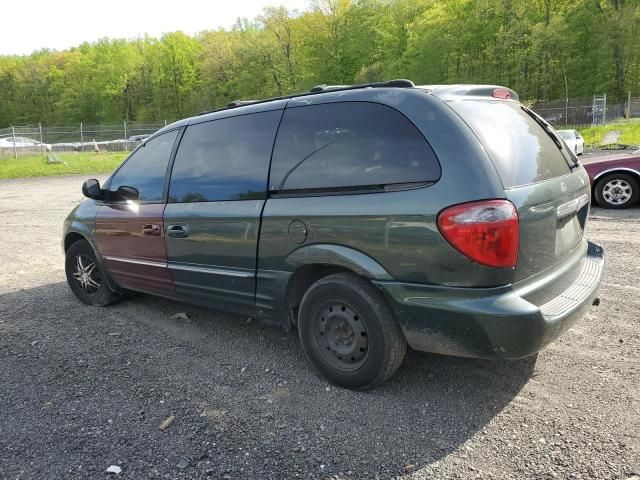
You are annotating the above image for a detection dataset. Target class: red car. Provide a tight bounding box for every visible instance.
[582,152,640,208]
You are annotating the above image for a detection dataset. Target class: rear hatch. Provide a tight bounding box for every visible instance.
[448,99,591,281]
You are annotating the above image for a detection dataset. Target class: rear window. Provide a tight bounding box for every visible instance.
[449,100,572,188]
[270,102,440,192]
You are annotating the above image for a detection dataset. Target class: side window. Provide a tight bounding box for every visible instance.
[110,129,178,201]
[270,102,440,192]
[168,110,282,202]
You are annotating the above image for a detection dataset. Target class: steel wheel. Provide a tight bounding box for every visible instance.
[602,178,632,206]
[298,273,407,389]
[71,253,102,295]
[313,300,370,372]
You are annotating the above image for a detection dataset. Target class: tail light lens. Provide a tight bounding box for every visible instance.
[437,200,519,268]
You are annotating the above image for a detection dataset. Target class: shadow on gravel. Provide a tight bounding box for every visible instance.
[0,282,536,478]
[590,205,640,219]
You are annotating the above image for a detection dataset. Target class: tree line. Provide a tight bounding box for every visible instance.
[0,0,637,127]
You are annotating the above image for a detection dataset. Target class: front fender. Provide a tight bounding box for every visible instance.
[284,244,393,280]
[62,199,98,253]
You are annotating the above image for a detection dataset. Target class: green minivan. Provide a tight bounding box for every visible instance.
[63,80,604,389]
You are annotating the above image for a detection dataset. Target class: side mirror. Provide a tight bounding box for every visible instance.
[82,179,103,199]
[116,185,139,201]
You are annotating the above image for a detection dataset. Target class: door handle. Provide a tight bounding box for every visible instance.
[167,224,189,238]
[142,224,161,236]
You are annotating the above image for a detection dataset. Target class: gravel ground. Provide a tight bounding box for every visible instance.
[0,175,638,480]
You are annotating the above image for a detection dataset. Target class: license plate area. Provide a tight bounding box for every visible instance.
[556,214,581,256]
[555,194,589,256]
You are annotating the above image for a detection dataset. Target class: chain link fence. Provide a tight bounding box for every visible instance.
[531,95,640,129]
[0,121,167,159]
[2,94,639,159]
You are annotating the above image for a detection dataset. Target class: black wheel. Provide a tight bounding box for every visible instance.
[298,273,406,390]
[594,173,639,209]
[65,240,120,306]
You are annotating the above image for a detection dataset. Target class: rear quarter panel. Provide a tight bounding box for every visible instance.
[256,89,513,324]
[259,89,511,285]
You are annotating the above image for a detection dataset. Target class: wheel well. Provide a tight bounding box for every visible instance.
[286,264,356,328]
[64,232,86,252]
[593,169,640,192]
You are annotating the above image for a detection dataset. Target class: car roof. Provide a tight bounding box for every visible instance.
[150,80,519,138]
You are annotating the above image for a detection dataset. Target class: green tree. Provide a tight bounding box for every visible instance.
[1,0,639,128]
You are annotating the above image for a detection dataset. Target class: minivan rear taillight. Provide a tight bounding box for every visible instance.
[437,200,519,268]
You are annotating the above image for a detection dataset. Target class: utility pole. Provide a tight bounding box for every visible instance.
[563,70,569,126]
[39,122,43,155]
[80,122,84,153]
[627,91,632,119]
[11,125,17,160]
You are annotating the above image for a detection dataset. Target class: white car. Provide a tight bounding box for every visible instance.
[0,136,51,151]
[557,129,584,155]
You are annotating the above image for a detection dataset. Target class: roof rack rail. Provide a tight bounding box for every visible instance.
[310,84,350,92]
[196,79,416,116]
[310,79,414,93]
[227,100,259,108]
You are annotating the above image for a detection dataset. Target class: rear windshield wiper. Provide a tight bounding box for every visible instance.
[521,106,579,170]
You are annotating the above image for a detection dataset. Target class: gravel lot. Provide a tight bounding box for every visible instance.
[0,175,638,479]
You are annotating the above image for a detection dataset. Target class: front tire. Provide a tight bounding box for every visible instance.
[594,173,639,209]
[298,273,406,390]
[65,240,121,306]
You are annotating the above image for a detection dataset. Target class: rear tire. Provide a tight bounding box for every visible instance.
[65,240,121,306]
[594,173,639,209]
[298,273,406,390]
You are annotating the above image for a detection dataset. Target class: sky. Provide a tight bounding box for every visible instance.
[0,0,311,55]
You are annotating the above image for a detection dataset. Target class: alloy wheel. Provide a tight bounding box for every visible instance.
[71,254,101,295]
[603,179,632,206]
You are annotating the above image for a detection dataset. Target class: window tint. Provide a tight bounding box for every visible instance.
[110,129,178,201]
[270,102,440,191]
[169,110,282,202]
[449,100,572,187]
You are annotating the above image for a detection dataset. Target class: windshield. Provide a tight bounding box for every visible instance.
[558,130,574,140]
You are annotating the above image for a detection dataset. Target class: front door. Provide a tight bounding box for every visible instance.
[163,109,283,314]
[95,129,180,297]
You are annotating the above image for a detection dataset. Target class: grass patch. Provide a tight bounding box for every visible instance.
[0,152,127,179]
[577,119,640,147]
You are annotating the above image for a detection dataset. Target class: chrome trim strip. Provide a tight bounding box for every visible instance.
[557,194,590,219]
[578,193,590,210]
[592,167,640,181]
[103,255,167,268]
[168,263,254,278]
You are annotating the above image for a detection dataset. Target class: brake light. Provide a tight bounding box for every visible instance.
[492,88,511,99]
[437,200,519,268]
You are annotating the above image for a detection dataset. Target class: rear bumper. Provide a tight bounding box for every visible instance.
[375,241,605,359]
